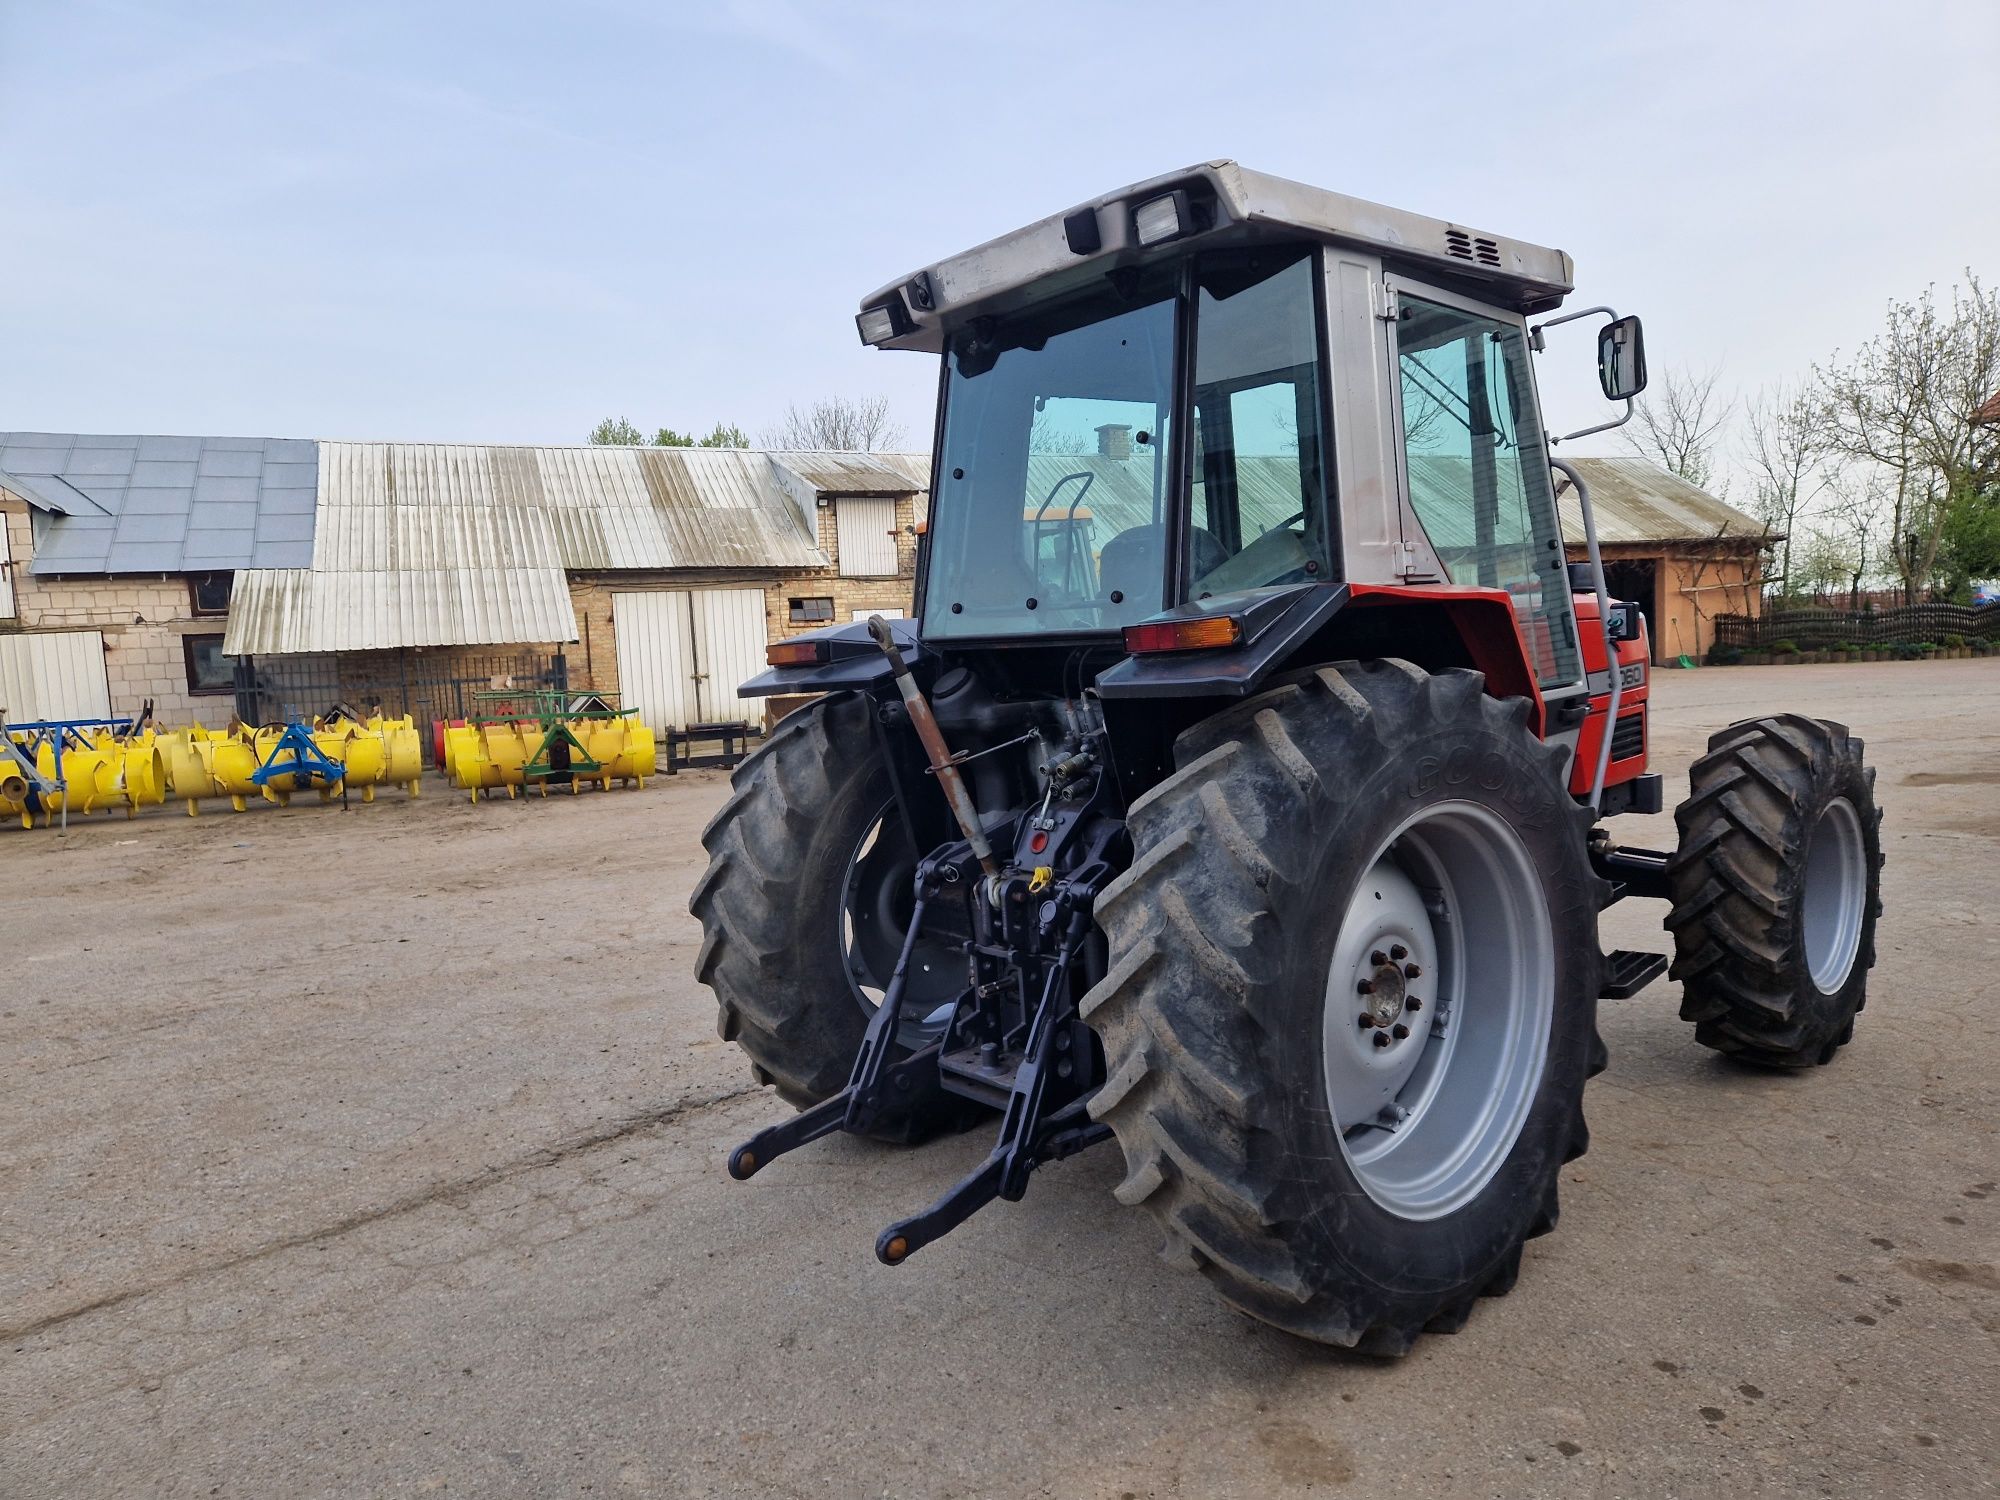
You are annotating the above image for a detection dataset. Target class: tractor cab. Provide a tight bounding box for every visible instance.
[853,163,1625,715]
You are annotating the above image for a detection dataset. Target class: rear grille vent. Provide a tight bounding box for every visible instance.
[1610,712,1645,763]
[1443,230,1502,267]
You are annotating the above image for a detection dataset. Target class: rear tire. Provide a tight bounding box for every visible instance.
[1082,661,1605,1353]
[1665,714,1883,1067]
[689,692,968,1140]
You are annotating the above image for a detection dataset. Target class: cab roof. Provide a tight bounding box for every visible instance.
[860,160,1576,353]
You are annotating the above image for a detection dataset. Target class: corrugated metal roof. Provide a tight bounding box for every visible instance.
[314,442,830,571]
[223,567,576,655]
[769,451,930,496]
[1554,458,1765,546]
[224,442,922,653]
[0,432,317,573]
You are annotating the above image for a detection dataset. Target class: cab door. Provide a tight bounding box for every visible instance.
[1382,275,1583,694]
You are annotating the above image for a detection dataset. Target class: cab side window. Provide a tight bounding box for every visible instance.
[1395,293,1579,687]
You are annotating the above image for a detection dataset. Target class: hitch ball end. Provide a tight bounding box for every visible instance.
[727,1147,759,1181]
[879,1233,911,1266]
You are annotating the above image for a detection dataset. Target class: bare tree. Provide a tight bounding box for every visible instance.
[763,395,905,451]
[1622,366,1733,492]
[1028,412,1088,455]
[1742,382,1827,598]
[1815,274,2000,601]
[1822,466,1890,610]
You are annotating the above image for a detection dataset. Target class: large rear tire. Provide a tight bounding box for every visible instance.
[1082,661,1605,1353]
[1665,714,1883,1067]
[689,693,968,1138]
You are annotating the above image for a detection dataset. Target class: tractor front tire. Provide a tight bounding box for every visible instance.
[1083,660,1605,1353]
[689,691,965,1140]
[1665,714,1883,1067]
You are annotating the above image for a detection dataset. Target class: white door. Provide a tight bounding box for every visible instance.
[690,588,768,724]
[0,631,112,722]
[835,496,899,577]
[611,588,769,733]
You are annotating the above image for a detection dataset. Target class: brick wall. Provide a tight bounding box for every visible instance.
[2,497,227,725]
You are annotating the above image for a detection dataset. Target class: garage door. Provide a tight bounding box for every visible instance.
[0,631,112,723]
[611,588,769,733]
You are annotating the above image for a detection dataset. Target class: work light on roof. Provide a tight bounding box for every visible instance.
[855,304,903,347]
[1132,190,1191,247]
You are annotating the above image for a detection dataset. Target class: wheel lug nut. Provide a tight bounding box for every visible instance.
[1358,1013,1377,1029]
[1405,996,1423,1012]
[1370,950,1389,967]
[1390,944,1408,961]
[1404,963,1422,979]
[1392,1023,1410,1040]
[1356,978,1375,995]
[1372,1031,1392,1049]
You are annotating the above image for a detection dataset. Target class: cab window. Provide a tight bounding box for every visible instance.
[1395,292,1579,687]
[1187,247,1331,597]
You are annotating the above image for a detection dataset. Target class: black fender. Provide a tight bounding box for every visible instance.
[1093,584,1347,699]
[738,616,923,697]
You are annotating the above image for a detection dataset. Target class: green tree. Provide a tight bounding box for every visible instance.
[1936,479,2000,600]
[654,422,750,449]
[589,416,645,445]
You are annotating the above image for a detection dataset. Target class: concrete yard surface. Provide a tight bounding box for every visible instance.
[2,661,1997,1498]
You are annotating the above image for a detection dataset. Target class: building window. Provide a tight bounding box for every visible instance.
[789,596,835,625]
[183,634,233,695]
[189,573,233,616]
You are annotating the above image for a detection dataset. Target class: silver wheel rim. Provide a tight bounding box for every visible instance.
[1802,797,1865,994]
[839,804,958,1044]
[1321,801,1554,1221]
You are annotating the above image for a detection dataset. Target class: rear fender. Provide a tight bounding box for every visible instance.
[736,616,922,697]
[1094,582,1547,736]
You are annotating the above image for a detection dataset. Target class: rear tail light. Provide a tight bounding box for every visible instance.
[1123,616,1244,654]
[766,639,830,667]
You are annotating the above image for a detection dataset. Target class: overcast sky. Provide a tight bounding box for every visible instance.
[2,0,1994,486]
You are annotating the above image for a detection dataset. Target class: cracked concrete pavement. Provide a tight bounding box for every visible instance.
[2,661,1996,1497]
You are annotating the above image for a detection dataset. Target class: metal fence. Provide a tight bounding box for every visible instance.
[230,649,570,764]
[1714,603,2000,650]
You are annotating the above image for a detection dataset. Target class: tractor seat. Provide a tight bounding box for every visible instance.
[1098,523,1227,604]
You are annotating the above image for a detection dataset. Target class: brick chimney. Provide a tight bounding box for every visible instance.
[1095,423,1132,460]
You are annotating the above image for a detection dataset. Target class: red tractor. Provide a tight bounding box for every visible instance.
[691,163,1882,1352]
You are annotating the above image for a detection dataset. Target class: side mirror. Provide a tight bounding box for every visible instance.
[1597,315,1647,402]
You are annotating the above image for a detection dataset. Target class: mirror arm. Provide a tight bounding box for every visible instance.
[1528,304,1620,352]
[1531,303,1638,442]
[1549,397,1634,446]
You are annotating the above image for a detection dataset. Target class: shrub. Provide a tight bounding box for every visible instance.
[1707,643,1744,666]
[1943,633,1966,649]
[1772,639,1800,655]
